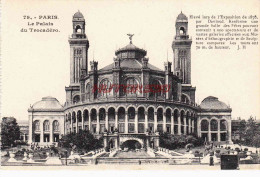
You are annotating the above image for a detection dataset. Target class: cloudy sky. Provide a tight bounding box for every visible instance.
[1,0,259,121]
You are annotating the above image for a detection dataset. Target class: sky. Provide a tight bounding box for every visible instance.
[1,0,259,122]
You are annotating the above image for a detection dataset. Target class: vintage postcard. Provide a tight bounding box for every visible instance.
[0,0,259,172]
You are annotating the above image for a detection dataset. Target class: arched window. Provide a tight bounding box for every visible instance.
[68,113,71,123]
[201,120,209,131]
[118,107,125,121]
[108,107,115,121]
[210,119,218,131]
[148,107,154,121]
[180,110,185,125]
[77,110,82,122]
[53,120,59,131]
[128,107,135,121]
[43,120,50,131]
[125,78,139,96]
[86,83,91,99]
[180,27,185,35]
[83,110,89,122]
[181,94,190,104]
[150,79,162,97]
[75,25,82,33]
[34,120,40,131]
[73,95,80,103]
[99,79,112,96]
[157,108,163,122]
[72,112,76,123]
[166,109,171,123]
[91,109,97,121]
[220,120,227,131]
[99,108,106,121]
[174,109,179,124]
[138,107,145,122]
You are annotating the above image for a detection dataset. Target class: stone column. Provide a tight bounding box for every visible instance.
[192,119,194,133]
[28,113,33,144]
[154,112,157,133]
[217,120,220,142]
[115,111,118,129]
[125,111,128,133]
[163,112,166,132]
[114,137,118,149]
[97,113,100,134]
[228,119,232,143]
[146,137,150,148]
[88,116,91,131]
[135,111,138,133]
[171,113,174,134]
[82,115,84,131]
[75,115,78,133]
[197,118,201,137]
[50,120,53,143]
[188,117,191,134]
[208,119,211,141]
[178,113,181,135]
[23,134,26,141]
[40,121,44,144]
[70,116,73,133]
[184,115,187,135]
[105,112,109,132]
[144,111,148,132]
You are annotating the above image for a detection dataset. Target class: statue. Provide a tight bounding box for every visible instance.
[127,34,134,44]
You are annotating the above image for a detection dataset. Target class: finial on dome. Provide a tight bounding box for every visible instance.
[127,33,134,44]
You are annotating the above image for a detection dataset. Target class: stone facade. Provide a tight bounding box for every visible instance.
[27,11,233,148]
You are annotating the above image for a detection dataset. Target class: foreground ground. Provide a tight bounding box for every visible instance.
[1,164,260,170]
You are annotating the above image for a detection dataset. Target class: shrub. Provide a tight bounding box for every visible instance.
[215,150,221,154]
[228,146,231,149]
[244,148,248,152]
[235,147,240,152]
[105,146,109,152]
[185,143,194,150]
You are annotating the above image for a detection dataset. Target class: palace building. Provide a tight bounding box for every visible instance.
[28,11,232,148]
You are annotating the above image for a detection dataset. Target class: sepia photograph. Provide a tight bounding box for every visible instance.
[0,0,259,173]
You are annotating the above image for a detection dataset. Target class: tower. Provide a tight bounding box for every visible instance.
[69,11,89,85]
[172,12,192,85]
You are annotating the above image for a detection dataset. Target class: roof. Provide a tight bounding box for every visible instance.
[115,43,146,55]
[31,96,63,110]
[99,58,162,71]
[200,96,231,111]
[73,11,84,19]
[176,12,188,22]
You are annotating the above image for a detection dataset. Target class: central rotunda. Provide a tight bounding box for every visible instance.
[28,11,232,148]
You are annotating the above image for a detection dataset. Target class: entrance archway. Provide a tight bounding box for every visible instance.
[122,140,142,150]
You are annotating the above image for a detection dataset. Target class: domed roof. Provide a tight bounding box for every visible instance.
[176,12,188,22]
[99,58,162,71]
[73,11,84,19]
[200,96,231,111]
[115,43,147,56]
[31,96,63,110]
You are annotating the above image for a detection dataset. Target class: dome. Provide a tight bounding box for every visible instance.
[115,43,147,56]
[73,11,84,19]
[176,12,188,22]
[99,58,162,71]
[200,96,231,111]
[31,96,63,110]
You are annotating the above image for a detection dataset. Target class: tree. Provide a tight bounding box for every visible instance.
[1,117,21,148]
[243,116,260,146]
[60,130,103,152]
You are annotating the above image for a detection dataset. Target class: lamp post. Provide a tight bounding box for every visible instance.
[65,150,68,166]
